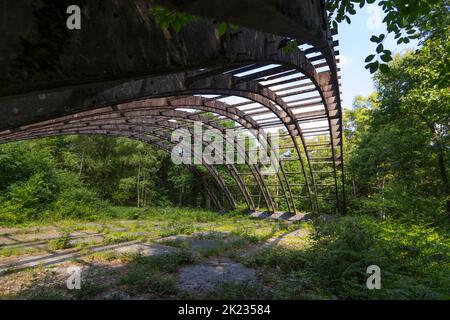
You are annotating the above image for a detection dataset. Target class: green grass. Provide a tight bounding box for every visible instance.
[73,281,106,300]
[202,281,272,300]
[0,246,43,257]
[102,232,138,245]
[47,233,73,250]
[158,238,191,249]
[120,251,195,297]
[86,251,136,263]
[23,289,68,300]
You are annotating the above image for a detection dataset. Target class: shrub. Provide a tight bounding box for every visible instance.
[49,171,108,220]
[304,216,450,299]
[350,182,444,223]
[0,171,58,223]
[48,233,73,250]
[243,215,450,299]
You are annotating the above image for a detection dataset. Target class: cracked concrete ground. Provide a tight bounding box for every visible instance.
[178,258,258,295]
[0,218,311,299]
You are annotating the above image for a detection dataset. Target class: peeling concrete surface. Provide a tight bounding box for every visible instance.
[178,258,257,295]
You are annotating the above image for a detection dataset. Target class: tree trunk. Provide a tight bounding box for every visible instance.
[205,187,211,209]
[352,178,356,197]
[137,162,141,208]
[78,150,85,177]
[141,172,146,208]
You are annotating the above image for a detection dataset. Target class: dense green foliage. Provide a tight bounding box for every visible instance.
[0,136,217,224]
[0,140,105,224]
[343,14,449,222]
[244,216,449,299]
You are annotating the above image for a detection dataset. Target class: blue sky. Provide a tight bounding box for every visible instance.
[336,4,419,108]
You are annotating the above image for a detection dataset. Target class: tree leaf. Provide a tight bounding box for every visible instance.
[370,35,379,43]
[376,44,384,53]
[379,63,390,73]
[217,23,228,37]
[369,61,379,74]
[365,54,376,63]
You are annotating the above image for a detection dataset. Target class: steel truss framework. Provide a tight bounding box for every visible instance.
[0,27,345,215]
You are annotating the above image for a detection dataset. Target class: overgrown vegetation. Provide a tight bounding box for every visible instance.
[120,251,195,297]
[1,211,447,300]
[0,0,448,301]
[48,232,73,250]
[244,216,449,299]
[0,137,221,225]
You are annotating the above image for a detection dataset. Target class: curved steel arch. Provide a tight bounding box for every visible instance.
[49,120,273,210]
[116,101,291,212]
[105,40,342,213]
[177,62,342,213]
[180,53,341,212]
[0,20,344,215]
[11,97,296,212]
[2,111,277,211]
